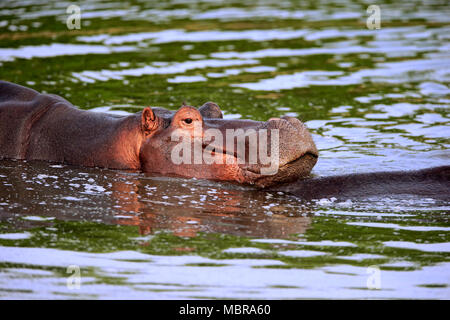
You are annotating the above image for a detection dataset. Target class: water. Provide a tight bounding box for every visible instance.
[0,0,449,299]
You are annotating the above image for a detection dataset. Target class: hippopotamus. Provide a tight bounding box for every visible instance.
[0,81,448,200]
[0,81,318,188]
[271,165,449,201]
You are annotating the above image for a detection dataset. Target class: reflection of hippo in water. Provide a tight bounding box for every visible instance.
[0,81,448,200]
[0,81,317,188]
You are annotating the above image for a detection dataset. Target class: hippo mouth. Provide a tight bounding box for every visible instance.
[202,141,318,188]
[241,152,319,188]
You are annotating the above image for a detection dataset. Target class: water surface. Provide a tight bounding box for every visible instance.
[0,0,449,299]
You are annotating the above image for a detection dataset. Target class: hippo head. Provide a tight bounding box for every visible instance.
[138,102,318,187]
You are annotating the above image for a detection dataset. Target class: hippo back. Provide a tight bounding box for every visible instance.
[0,80,40,104]
[0,81,71,159]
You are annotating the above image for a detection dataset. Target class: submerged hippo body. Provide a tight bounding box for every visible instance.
[0,81,318,187]
[272,166,450,201]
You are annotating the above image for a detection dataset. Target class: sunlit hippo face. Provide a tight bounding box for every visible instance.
[140,102,318,187]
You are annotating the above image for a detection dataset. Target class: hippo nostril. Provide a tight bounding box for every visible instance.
[266,117,297,131]
[184,118,193,124]
[281,116,306,132]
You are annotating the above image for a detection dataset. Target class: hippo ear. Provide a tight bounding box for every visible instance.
[141,107,157,133]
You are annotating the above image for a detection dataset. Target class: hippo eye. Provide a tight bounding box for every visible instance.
[183,118,193,124]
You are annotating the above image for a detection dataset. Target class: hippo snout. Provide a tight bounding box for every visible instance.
[240,116,318,184]
[274,116,318,166]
